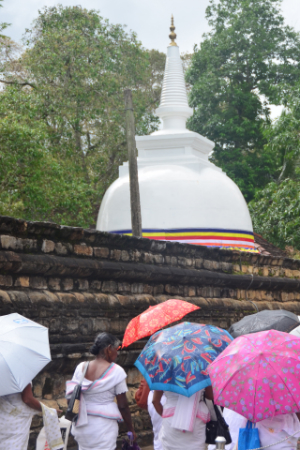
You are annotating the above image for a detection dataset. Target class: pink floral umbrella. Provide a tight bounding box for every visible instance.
[207,330,300,422]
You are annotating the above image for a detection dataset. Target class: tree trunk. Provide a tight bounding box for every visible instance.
[124,89,142,237]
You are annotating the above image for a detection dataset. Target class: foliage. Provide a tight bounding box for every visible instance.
[0,86,94,224]
[0,6,165,226]
[186,0,300,201]
[249,178,300,250]
[249,89,300,250]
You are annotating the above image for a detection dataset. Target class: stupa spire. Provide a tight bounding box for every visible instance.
[154,16,193,132]
[169,15,177,46]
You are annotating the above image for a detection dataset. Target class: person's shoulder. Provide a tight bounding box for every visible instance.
[113,363,127,377]
[73,362,86,379]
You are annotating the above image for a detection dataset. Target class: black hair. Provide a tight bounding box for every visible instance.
[90,332,120,357]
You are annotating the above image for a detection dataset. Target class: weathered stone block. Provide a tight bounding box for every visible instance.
[55,242,69,255]
[165,284,179,295]
[0,274,13,287]
[118,282,131,293]
[15,276,29,287]
[0,289,12,305]
[121,250,130,261]
[78,279,89,290]
[131,283,144,294]
[57,398,68,409]
[281,292,289,302]
[212,261,220,270]
[1,235,22,250]
[184,286,196,297]
[203,260,214,270]
[133,250,141,262]
[62,278,73,291]
[48,278,61,291]
[94,247,109,258]
[143,252,153,264]
[221,261,232,272]
[102,281,117,293]
[263,267,269,277]
[29,277,47,290]
[110,249,122,261]
[74,244,93,256]
[195,258,203,269]
[233,264,241,273]
[153,254,164,264]
[143,284,154,295]
[90,280,102,290]
[165,256,177,265]
[42,240,55,253]
[153,284,164,295]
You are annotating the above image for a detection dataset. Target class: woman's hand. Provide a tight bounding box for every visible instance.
[116,393,136,439]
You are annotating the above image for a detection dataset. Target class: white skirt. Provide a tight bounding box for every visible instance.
[159,416,206,450]
[72,415,118,450]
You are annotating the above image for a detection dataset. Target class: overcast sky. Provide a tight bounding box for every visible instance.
[2,0,300,54]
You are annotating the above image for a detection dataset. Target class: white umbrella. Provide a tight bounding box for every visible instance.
[0,313,51,396]
[289,316,300,337]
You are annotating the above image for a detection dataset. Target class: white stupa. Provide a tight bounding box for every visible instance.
[97,17,255,252]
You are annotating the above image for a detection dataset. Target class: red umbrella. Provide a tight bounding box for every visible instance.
[122,299,200,347]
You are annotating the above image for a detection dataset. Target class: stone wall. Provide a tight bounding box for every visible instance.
[0,215,300,448]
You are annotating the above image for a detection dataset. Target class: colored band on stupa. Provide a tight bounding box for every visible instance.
[109,228,257,252]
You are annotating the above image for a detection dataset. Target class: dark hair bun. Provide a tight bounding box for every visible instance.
[90,343,99,355]
[90,332,120,357]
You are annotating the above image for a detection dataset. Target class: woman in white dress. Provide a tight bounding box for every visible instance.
[66,332,136,450]
[152,386,213,450]
[213,408,300,450]
[0,384,43,450]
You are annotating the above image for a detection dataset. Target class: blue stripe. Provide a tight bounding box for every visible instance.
[110,228,254,236]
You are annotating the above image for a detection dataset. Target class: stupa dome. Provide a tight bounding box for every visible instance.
[97,18,255,252]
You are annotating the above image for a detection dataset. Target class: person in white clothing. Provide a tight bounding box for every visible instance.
[0,383,62,450]
[209,408,300,450]
[66,332,136,450]
[147,391,166,450]
[153,386,213,450]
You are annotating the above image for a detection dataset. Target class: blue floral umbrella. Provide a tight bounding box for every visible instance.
[134,322,233,397]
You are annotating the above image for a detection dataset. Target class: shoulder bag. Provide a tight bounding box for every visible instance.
[205,402,232,445]
[65,362,89,422]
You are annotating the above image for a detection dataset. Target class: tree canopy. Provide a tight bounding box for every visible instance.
[186,0,300,201]
[0,6,165,226]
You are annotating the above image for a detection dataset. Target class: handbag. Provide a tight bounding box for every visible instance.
[65,362,89,422]
[135,379,150,410]
[205,403,232,445]
[238,421,261,450]
[121,432,141,450]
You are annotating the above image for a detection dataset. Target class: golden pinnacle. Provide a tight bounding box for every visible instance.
[169,15,177,46]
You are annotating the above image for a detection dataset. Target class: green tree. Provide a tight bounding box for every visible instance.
[0,6,165,226]
[249,179,300,250]
[186,0,300,201]
[249,90,300,250]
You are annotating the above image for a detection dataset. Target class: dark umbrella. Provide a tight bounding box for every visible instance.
[228,309,299,338]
